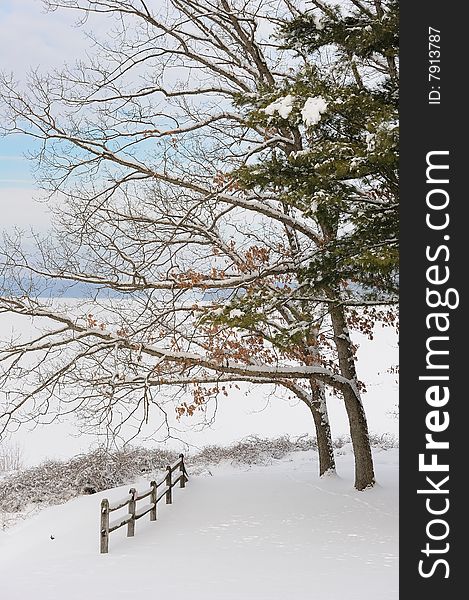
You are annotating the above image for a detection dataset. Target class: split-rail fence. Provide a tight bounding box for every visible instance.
[100,453,188,553]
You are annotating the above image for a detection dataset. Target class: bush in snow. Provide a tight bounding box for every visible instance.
[191,434,315,467]
[0,447,178,513]
[0,434,397,515]
[333,433,398,455]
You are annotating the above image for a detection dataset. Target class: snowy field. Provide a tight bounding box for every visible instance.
[0,447,398,600]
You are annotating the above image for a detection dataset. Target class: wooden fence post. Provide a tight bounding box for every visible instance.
[100,499,109,554]
[179,454,186,488]
[99,460,189,553]
[127,488,137,537]
[165,465,172,504]
[150,480,157,521]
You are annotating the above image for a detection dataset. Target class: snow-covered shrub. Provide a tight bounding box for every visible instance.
[191,434,315,467]
[0,447,179,513]
[368,433,399,450]
[0,434,398,515]
[333,433,398,451]
[332,435,351,450]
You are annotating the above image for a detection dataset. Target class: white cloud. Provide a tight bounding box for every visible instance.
[0,187,51,229]
[0,0,103,77]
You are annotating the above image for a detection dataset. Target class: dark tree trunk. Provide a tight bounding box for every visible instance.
[329,303,375,490]
[285,380,336,477]
[308,382,336,476]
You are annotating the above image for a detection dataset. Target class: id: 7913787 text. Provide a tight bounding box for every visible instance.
[428,26,441,105]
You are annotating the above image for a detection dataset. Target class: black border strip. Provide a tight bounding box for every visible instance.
[400,2,467,594]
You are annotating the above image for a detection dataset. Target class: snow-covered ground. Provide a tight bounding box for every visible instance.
[0,448,398,600]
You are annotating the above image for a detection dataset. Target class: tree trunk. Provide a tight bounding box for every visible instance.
[329,303,375,490]
[308,381,336,476]
[285,381,335,477]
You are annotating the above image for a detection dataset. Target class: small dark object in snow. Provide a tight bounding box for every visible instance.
[82,485,97,495]
[50,535,55,540]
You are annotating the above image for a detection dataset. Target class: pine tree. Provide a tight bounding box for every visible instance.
[236,0,398,300]
[227,0,399,489]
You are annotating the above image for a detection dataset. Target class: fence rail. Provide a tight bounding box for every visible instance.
[100,453,188,553]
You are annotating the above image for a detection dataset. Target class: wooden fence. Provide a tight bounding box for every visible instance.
[100,453,188,553]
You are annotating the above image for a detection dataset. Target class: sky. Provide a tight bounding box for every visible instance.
[0,0,102,228]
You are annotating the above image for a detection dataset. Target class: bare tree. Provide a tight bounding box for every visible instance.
[0,0,398,488]
[0,440,24,472]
